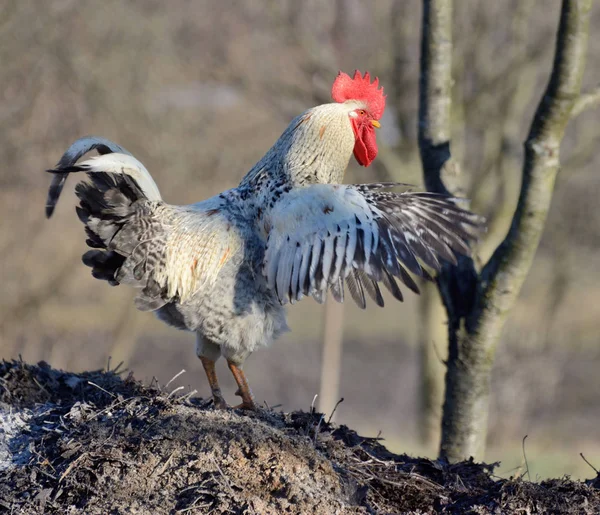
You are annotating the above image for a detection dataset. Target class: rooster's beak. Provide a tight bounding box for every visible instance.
[371,120,381,129]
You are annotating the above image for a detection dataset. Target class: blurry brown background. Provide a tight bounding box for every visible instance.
[1,0,599,480]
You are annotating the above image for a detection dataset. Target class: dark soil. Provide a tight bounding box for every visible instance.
[0,360,598,514]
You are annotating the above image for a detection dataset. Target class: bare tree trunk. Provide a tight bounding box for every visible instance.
[417,0,474,455]
[418,0,593,462]
[318,297,344,419]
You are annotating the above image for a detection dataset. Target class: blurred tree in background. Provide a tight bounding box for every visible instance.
[0,0,599,479]
[419,0,596,462]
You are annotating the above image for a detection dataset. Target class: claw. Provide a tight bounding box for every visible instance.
[232,400,257,411]
[227,360,256,411]
[200,356,230,410]
[213,396,230,410]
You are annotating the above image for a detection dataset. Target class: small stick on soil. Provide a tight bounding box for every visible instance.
[58,453,89,483]
[210,456,242,492]
[152,452,176,477]
[167,386,185,398]
[87,381,116,398]
[87,397,131,421]
[360,449,395,467]
[32,377,51,397]
[327,397,344,424]
[180,389,198,402]
[166,369,186,389]
[111,360,126,375]
[522,435,530,481]
[580,453,599,474]
[310,394,318,413]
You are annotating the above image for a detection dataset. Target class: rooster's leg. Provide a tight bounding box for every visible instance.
[227,361,256,410]
[199,356,228,409]
[196,335,228,409]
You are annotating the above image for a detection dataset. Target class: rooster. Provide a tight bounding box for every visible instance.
[45,71,483,410]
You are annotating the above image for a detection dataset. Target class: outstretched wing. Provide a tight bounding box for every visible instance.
[263,183,484,308]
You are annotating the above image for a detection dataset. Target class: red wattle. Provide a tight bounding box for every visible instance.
[351,120,378,167]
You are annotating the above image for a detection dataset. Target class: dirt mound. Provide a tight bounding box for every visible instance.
[0,360,598,514]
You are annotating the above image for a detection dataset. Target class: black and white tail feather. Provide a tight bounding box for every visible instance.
[45,137,136,218]
[263,183,485,308]
[46,137,170,311]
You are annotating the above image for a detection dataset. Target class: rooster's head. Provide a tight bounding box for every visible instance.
[331,70,386,167]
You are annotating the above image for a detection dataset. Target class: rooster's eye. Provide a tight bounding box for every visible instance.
[359,110,366,116]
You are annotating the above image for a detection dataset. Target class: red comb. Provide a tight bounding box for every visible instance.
[331,70,386,120]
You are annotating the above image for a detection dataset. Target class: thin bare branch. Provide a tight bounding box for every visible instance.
[418,0,453,195]
[481,0,592,297]
[571,84,600,119]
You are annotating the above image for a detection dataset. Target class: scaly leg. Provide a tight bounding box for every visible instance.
[196,334,228,409]
[199,356,228,409]
[227,361,256,410]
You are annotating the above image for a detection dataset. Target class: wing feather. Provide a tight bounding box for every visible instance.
[290,244,303,303]
[320,235,335,290]
[297,243,312,301]
[346,271,366,309]
[308,237,323,294]
[330,277,344,303]
[381,270,403,302]
[331,230,348,282]
[263,183,484,307]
